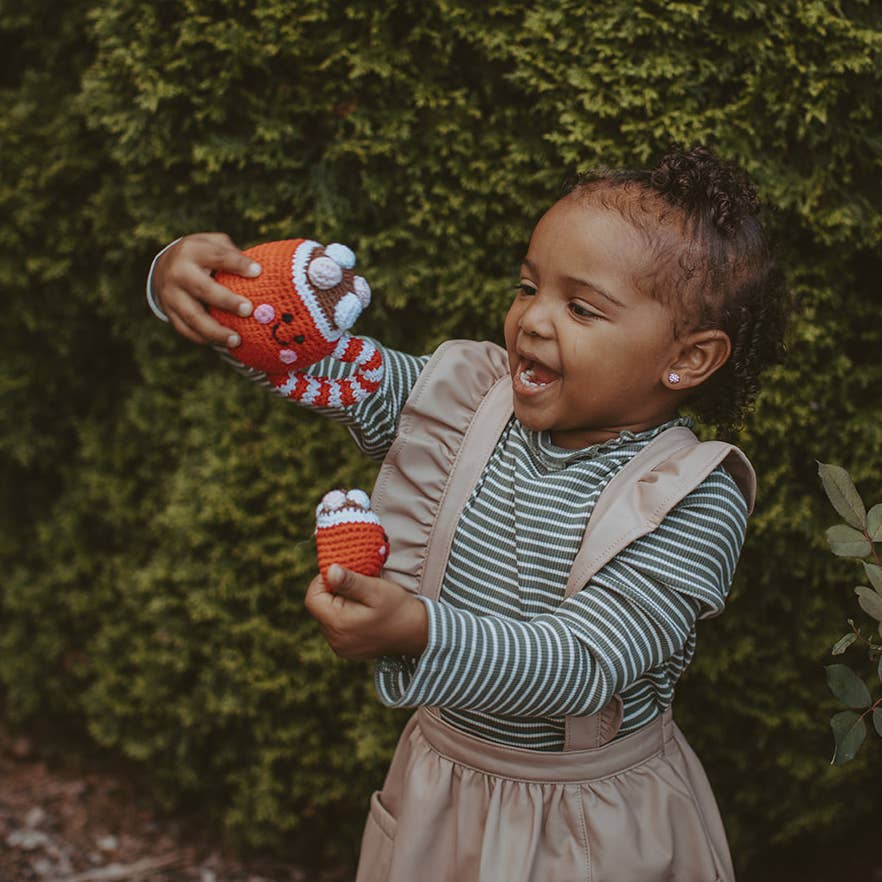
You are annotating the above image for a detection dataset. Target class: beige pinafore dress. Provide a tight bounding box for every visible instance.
[357,341,755,882]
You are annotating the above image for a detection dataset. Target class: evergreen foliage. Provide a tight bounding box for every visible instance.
[2,0,880,871]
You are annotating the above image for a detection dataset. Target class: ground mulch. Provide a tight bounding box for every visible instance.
[0,727,346,882]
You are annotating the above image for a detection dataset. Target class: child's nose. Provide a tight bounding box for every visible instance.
[518,296,553,337]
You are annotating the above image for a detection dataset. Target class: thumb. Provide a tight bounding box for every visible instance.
[326,565,374,604]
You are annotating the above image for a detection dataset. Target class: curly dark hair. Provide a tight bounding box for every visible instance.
[565,144,788,436]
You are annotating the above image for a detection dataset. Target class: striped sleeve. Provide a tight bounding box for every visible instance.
[375,466,748,714]
[225,341,429,461]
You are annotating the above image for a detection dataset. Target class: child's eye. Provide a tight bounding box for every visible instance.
[514,283,537,297]
[569,302,600,319]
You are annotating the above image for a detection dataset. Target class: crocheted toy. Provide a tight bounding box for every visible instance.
[315,489,390,590]
[211,239,383,405]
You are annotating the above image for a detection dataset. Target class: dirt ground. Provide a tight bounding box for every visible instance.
[2,723,880,882]
[0,727,348,882]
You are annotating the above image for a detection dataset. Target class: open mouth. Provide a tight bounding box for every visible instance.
[515,357,561,392]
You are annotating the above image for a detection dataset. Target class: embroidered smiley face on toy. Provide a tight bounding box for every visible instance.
[315,489,390,590]
[211,239,383,406]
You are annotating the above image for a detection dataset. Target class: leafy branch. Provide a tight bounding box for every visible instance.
[818,462,882,764]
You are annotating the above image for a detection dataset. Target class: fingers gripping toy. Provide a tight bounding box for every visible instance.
[315,489,390,589]
[211,239,383,406]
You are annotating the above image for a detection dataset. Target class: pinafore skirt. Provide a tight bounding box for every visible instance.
[355,706,735,882]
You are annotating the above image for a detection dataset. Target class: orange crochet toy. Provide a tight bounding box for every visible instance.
[211,239,383,405]
[315,489,390,590]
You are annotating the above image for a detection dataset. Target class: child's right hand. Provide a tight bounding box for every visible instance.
[152,233,262,347]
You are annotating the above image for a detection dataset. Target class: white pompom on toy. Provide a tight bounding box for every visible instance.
[334,291,363,331]
[321,489,348,510]
[325,243,356,269]
[346,489,371,509]
[353,275,371,308]
[308,256,344,290]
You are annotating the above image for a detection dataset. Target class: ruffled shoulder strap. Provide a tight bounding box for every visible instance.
[564,427,755,598]
[371,339,510,597]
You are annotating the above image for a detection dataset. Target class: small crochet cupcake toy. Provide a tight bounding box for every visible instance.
[211,238,383,405]
[315,489,390,590]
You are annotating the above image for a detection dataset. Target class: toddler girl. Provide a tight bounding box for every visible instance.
[147,145,787,882]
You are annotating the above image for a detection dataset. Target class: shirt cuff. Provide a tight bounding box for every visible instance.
[145,238,181,322]
[374,595,446,707]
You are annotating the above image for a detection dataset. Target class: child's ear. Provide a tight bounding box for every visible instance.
[664,329,731,390]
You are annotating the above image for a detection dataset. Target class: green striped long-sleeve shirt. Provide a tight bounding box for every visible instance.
[288,341,748,750]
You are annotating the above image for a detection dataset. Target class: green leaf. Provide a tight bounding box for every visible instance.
[831,633,857,655]
[818,462,867,530]
[868,504,882,542]
[830,710,867,764]
[874,708,882,738]
[864,563,882,594]
[878,654,882,682]
[856,586,882,622]
[825,664,871,707]
[826,524,872,558]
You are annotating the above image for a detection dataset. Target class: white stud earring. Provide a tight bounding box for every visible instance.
[667,371,681,385]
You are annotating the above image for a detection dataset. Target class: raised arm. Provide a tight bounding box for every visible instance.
[147,234,430,459]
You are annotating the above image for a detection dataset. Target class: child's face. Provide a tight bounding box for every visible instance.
[503,193,683,449]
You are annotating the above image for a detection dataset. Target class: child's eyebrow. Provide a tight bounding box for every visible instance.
[565,276,627,309]
[521,258,626,309]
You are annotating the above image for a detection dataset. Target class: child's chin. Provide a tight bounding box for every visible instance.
[511,403,550,433]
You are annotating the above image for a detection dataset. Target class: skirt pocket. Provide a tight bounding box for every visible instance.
[355,790,398,882]
[660,757,729,881]
[579,760,725,882]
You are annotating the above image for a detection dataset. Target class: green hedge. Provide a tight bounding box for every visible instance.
[2,0,881,872]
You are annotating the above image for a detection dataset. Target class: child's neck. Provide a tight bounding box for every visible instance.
[548,414,680,450]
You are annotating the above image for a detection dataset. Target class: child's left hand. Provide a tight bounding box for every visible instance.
[304,565,429,661]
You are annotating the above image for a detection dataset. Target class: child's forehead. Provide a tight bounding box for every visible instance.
[528,190,677,275]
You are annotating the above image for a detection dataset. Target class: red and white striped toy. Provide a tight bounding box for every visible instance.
[211,239,383,406]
